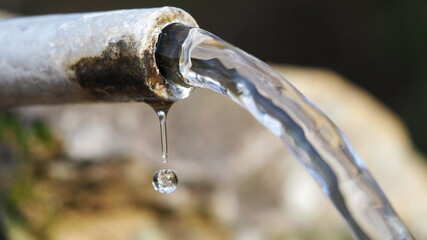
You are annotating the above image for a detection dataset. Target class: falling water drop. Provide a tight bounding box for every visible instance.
[152,169,178,194]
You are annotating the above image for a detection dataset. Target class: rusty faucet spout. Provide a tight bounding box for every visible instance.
[0,7,197,107]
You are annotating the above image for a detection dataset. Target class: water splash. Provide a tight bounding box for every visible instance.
[156,24,413,239]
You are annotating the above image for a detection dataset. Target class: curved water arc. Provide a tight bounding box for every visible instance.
[156,24,413,239]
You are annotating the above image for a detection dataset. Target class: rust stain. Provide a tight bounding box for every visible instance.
[70,35,165,103]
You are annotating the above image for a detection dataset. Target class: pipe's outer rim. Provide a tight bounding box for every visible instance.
[140,7,198,101]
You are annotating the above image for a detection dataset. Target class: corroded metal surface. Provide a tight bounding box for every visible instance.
[0,7,197,107]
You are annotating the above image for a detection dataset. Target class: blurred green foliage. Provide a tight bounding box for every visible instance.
[0,111,61,239]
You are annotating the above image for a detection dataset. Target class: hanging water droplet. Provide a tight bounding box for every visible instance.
[148,101,173,164]
[152,169,178,193]
[147,102,177,193]
[156,110,168,163]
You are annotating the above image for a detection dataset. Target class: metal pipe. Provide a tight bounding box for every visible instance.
[0,7,197,107]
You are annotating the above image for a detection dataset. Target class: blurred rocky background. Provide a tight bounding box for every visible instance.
[1,2,427,240]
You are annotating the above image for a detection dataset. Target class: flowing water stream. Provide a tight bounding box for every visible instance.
[155,24,413,239]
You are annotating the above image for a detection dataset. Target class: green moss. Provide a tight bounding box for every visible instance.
[31,120,54,144]
[0,112,26,151]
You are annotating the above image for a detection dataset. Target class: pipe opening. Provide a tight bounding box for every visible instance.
[155,23,193,88]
